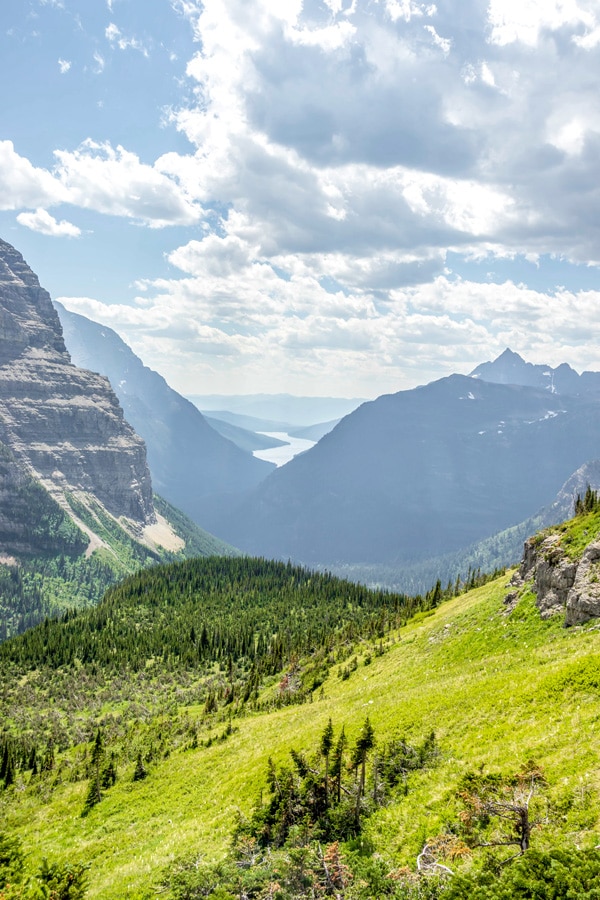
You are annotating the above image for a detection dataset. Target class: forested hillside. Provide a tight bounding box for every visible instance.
[0,493,236,641]
[1,544,599,899]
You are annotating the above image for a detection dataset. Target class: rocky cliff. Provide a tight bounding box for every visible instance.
[508,520,600,626]
[0,238,155,553]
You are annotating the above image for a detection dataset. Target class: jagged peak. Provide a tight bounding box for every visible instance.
[469,348,594,396]
[495,347,525,363]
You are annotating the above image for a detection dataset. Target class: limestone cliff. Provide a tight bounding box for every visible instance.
[0,238,155,553]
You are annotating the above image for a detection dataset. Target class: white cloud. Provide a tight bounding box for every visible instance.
[0,141,67,210]
[55,224,600,396]
[17,208,81,237]
[573,24,600,47]
[105,22,149,56]
[58,58,71,74]
[424,25,451,55]
[53,141,203,227]
[0,139,202,228]
[487,0,597,46]
[93,52,105,73]
[163,0,600,275]
[383,1,436,23]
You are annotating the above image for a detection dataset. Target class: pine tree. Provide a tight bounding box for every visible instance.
[133,752,147,782]
[331,727,347,804]
[320,718,334,809]
[351,716,375,826]
[82,730,104,816]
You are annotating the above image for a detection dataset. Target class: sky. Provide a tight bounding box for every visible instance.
[2,0,600,398]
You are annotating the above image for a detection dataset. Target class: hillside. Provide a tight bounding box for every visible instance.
[211,370,600,569]
[0,491,237,641]
[1,516,600,898]
[326,458,600,593]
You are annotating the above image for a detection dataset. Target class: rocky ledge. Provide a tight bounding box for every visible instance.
[508,532,600,626]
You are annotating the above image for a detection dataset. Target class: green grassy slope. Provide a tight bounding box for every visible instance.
[1,560,599,897]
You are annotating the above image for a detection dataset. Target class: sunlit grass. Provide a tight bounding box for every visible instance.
[4,571,600,897]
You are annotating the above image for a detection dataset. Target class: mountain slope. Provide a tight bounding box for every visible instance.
[1,541,600,897]
[0,239,237,639]
[325,457,600,594]
[203,414,288,453]
[55,303,274,525]
[213,372,600,566]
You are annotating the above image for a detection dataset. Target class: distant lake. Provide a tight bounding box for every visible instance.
[252,431,316,467]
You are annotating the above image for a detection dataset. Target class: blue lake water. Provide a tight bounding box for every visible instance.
[252,432,316,467]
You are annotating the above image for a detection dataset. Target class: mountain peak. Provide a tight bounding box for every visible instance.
[470,349,590,395]
[496,347,525,363]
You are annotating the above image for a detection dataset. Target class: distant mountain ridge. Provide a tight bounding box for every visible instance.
[188,393,364,426]
[56,303,274,527]
[471,347,600,394]
[210,357,600,576]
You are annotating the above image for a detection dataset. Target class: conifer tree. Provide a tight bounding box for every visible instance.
[320,718,334,809]
[133,752,147,782]
[352,716,375,826]
[82,730,104,816]
[331,727,347,804]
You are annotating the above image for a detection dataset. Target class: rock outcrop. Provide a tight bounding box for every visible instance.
[510,531,600,626]
[564,540,600,625]
[0,239,155,551]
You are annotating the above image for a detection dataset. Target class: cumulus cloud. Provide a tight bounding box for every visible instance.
[17,208,81,237]
[0,139,202,228]
[11,0,600,392]
[56,231,600,396]
[53,140,202,227]
[0,141,67,209]
[164,0,600,270]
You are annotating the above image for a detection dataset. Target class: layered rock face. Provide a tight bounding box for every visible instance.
[0,239,154,528]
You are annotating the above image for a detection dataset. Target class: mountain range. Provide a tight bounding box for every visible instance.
[207,363,600,578]
[470,346,600,394]
[51,285,600,591]
[7,230,600,602]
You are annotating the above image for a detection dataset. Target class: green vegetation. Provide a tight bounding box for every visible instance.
[0,512,599,898]
[553,487,600,560]
[152,495,238,559]
[0,559,439,756]
[0,491,236,642]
